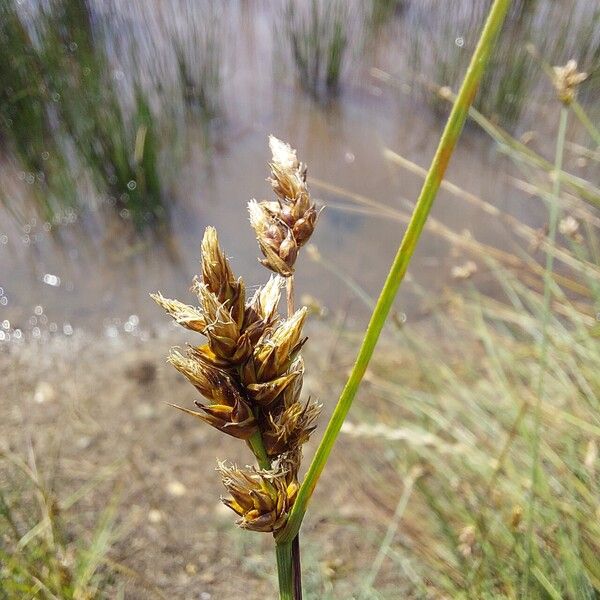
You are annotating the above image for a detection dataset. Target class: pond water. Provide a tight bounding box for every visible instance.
[0,0,597,343]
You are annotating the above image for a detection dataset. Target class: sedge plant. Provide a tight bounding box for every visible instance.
[152,0,511,597]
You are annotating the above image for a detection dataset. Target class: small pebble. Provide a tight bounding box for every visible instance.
[148,509,163,523]
[33,381,56,404]
[167,480,187,497]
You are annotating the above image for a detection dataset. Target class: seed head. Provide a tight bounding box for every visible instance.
[193,281,252,365]
[167,351,256,439]
[152,142,322,535]
[263,399,321,457]
[552,60,587,105]
[268,135,307,202]
[248,136,320,277]
[244,307,308,384]
[217,460,298,532]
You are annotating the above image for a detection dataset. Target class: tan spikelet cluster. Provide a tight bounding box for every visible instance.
[218,456,299,532]
[152,137,321,533]
[552,60,587,105]
[248,135,319,276]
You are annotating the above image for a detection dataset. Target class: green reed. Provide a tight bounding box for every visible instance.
[275,2,512,598]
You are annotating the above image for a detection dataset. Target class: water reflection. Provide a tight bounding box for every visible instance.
[0,0,597,339]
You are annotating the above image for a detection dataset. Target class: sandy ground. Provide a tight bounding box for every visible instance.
[1,323,404,599]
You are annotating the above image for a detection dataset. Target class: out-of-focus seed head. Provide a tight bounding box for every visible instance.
[552,60,587,105]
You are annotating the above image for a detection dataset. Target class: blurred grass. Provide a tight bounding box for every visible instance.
[39,0,167,228]
[401,0,599,129]
[0,447,120,599]
[280,0,349,100]
[173,2,223,122]
[0,0,200,228]
[305,85,600,598]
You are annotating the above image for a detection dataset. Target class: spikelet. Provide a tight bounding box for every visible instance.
[262,400,321,457]
[248,136,319,276]
[149,293,206,333]
[217,458,299,532]
[552,60,587,105]
[152,136,322,534]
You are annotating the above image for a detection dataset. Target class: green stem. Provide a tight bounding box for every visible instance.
[248,430,270,470]
[428,83,600,208]
[276,0,513,546]
[571,101,600,148]
[276,542,294,600]
[521,106,568,598]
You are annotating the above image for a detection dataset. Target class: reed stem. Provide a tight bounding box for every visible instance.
[285,274,302,599]
[521,105,568,598]
[276,542,294,600]
[277,0,512,547]
[273,274,302,598]
[571,101,600,148]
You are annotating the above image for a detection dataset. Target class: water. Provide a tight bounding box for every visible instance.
[0,0,597,341]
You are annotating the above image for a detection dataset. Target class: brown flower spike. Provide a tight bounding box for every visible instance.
[248,136,319,277]
[152,137,321,533]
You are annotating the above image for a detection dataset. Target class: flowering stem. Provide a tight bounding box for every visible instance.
[276,542,294,600]
[248,431,270,470]
[284,274,302,599]
[276,0,512,547]
[286,275,295,315]
[521,105,568,599]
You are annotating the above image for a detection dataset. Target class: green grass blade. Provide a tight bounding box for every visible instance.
[276,0,513,546]
[522,105,569,598]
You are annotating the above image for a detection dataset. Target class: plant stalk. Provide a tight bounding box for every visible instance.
[276,542,294,600]
[571,101,600,148]
[521,106,568,598]
[248,431,270,470]
[277,0,512,547]
[284,275,302,599]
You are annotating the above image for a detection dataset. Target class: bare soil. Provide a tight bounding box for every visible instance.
[1,325,402,599]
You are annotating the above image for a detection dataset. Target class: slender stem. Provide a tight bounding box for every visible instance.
[522,106,568,598]
[248,431,270,470]
[276,542,294,600]
[286,275,295,315]
[421,80,600,209]
[285,274,302,599]
[571,101,600,148]
[363,470,419,592]
[292,534,302,600]
[277,0,512,546]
